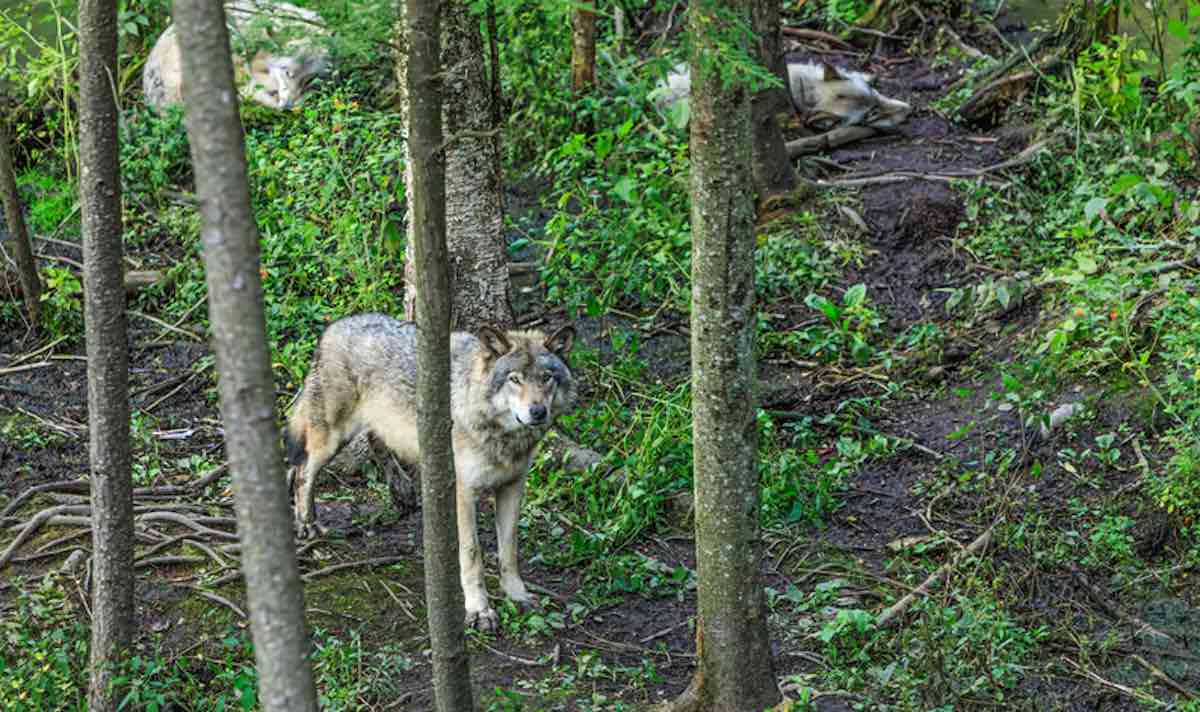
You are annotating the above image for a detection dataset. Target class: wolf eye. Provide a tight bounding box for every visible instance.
[507,374,522,385]
[543,373,555,385]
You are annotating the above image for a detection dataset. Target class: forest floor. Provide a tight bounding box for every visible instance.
[3,14,1200,712]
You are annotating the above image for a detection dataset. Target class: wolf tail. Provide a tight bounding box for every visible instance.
[284,404,308,468]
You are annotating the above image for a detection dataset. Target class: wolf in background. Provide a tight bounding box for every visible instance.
[285,313,576,629]
[652,61,912,130]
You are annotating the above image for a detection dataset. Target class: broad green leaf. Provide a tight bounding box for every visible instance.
[1083,196,1107,220]
[843,283,867,308]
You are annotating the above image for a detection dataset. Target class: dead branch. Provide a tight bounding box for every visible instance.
[876,524,995,628]
[188,586,247,619]
[786,127,879,159]
[136,555,207,568]
[780,26,855,50]
[1132,654,1198,700]
[817,139,1048,186]
[301,555,407,581]
[1068,562,1175,646]
[0,361,53,376]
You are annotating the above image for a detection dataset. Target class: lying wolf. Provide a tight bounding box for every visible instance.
[652,61,912,130]
[143,0,330,110]
[285,314,576,629]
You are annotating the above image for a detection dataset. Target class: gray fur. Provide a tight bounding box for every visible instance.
[286,312,577,629]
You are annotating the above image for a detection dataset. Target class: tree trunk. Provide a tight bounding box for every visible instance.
[399,0,512,333]
[750,0,796,198]
[669,5,781,710]
[78,0,134,707]
[571,1,596,95]
[172,2,318,710]
[0,119,41,328]
[406,0,476,703]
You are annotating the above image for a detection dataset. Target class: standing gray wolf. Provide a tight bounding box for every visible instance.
[652,61,912,130]
[285,313,576,629]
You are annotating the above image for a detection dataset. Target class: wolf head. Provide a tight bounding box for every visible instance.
[794,62,912,131]
[244,53,327,110]
[478,325,576,430]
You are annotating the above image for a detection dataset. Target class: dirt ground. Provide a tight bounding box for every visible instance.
[2,32,1194,712]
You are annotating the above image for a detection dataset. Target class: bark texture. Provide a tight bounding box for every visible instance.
[78,0,134,707]
[749,0,796,197]
[172,1,318,710]
[398,0,512,332]
[406,0,475,703]
[570,1,596,95]
[0,120,41,327]
[671,3,781,708]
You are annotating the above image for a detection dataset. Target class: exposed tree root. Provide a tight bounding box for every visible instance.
[786,127,879,159]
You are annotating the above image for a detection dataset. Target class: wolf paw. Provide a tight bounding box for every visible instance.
[465,606,499,632]
[294,517,327,540]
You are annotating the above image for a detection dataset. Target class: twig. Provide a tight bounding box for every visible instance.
[135,512,239,541]
[640,618,691,644]
[1132,654,1198,700]
[876,524,995,628]
[136,555,206,568]
[0,361,52,376]
[1068,562,1174,646]
[189,587,247,619]
[817,140,1048,186]
[474,638,543,667]
[129,309,203,342]
[301,556,406,581]
[6,335,68,365]
[787,127,879,158]
[780,26,855,50]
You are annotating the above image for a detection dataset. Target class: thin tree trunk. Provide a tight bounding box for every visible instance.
[668,4,781,709]
[78,0,134,707]
[0,119,41,327]
[571,1,596,95]
[407,0,475,703]
[172,1,318,710]
[750,0,796,197]
[400,0,512,332]
[485,0,503,188]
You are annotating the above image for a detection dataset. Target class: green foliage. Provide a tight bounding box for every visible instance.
[0,580,88,712]
[823,0,869,25]
[540,115,691,315]
[39,266,83,337]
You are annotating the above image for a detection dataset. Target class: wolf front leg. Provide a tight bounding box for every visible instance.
[456,479,497,631]
[495,475,533,606]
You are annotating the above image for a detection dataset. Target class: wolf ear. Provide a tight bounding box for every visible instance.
[544,325,576,358]
[478,326,512,358]
[822,62,841,82]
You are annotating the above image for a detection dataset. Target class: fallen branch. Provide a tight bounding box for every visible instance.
[1132,654,1198,700]
[780,26,855,50]
[0,361,52,376]
[135,512,239,541]
[301,556,407,581]
[817,139,1048,186]
[876,524,995,628]
[1068,562,1175,646]
[786,126,878,159]
[189,587,247,619]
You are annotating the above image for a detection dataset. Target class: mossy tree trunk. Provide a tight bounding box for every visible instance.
[669,0,781,709]
[750,0,796,198]
[77,0,133,707]
[172,1,318,709]
[406,0,476,704]
[398,0,512,333]
[0,119,41,328]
